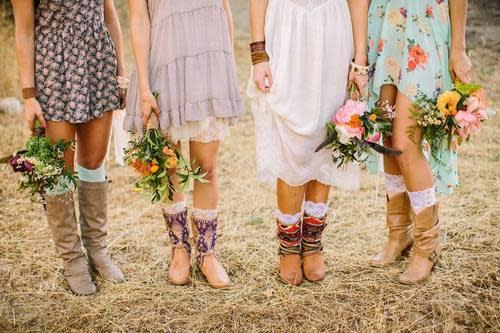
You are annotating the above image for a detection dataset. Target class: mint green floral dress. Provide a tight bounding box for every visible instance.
[367,0,458,194]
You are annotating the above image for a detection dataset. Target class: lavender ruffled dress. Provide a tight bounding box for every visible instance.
[125,0,243,142]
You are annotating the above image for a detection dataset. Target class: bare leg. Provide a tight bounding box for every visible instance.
[378,85,401,176]
[189,140,230,288]
[45,121,76,172]
[391,92,433,191]
[76,112,113,169]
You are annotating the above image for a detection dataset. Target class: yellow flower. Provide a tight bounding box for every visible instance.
[165,156,178,169]
[369,114,377,122]
[437,91,461,116]
[150,164,160,173]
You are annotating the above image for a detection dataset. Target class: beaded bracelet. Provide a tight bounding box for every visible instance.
[117,76,130,90]
[349,60,370,76]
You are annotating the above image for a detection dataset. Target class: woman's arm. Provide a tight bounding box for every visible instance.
[11,0,46,130]
[222,0,235,50]
[348,0,370,66]
[104,0,125,76]
[128,0,159,125]
[347,0,371,96]
[104,0,126,108]
[249,0,272,93]
[449,0,472,83]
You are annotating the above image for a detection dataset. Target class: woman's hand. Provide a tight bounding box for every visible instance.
[253,62,273,94]
[450,49,472,83]
[347,57,369,100]
[140,90,160,126]
[24,98,46,133]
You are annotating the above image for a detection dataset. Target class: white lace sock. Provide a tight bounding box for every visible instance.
[384,173,407,199]
[163,201,187,215]
[408,188,437,214]
[192,208,218,221]
[304,201,328,219]
[274,210,302,226]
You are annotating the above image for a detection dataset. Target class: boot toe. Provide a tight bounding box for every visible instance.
[279,271,303,286]
[67,276,97,295]
[168,268,191,285]
[102,266,126,284]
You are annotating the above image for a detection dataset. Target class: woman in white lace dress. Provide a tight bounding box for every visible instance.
[127,0,243,289]
[248,0,369,285]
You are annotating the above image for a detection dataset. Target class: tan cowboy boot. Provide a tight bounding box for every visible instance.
[78,181,125,283]
[162,208,191,285]
[371,192,414,267]
[399,203,442,284]
[302,215,327,282]
[46,192,96,295]
[277,220,303,286]
[192,215,231,289]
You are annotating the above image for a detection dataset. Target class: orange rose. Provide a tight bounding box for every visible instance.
[347,115,362,129]
[150,164,160,173]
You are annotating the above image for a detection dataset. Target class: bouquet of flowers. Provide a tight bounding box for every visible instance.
[316,85,400,167]
[124,94,206,203]
[409,81,492,160]
[0,120,76,201]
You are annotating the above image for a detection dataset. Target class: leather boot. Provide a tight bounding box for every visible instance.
[162,208,191,285]
[276,220,303,286]
[302,215,327,282]
[78,181,125,283]
[45,192,96,295]
[371,192,413,267]
[192,215,231,289]
[399,203,441,284]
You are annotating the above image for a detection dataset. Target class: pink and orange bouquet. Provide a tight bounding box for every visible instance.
[410,81,493,160]
[316,88,400,167]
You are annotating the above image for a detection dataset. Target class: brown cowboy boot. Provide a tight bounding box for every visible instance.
[192,215,231,289]
[46,192,96,295]
[399,203,442,284]
[162,207,191,285]
[371,192,413,267]
[276,219,303,286]
[78,181,125,283]
[302,214,327,282]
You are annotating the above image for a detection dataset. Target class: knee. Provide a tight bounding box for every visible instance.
[196,160,217,183]
[392,139,422,171]
[78,158,105,170]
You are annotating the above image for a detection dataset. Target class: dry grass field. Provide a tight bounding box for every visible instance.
[0,1,499,332]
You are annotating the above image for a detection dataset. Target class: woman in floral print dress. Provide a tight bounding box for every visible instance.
[364,0,472,283]
[11,0,127,295]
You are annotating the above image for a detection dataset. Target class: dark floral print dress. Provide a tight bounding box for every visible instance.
[35,0,120,123]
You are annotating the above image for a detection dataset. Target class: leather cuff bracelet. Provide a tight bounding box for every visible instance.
[250,41,269,65]
[22,87,37,100]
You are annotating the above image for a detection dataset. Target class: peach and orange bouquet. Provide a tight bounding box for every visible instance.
[410,81,493,161]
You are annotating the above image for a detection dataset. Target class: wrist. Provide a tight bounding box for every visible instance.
[353,53,368,66]
[451,41,466,54]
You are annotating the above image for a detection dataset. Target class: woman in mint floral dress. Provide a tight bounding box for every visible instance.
[365,0,472,284]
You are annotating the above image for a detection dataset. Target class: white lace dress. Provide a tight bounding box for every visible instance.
[247,0,360,189]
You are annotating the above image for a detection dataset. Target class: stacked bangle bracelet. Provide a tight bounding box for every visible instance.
[250,41,269,65]
[117,76,130,90]
[349,60,370,76]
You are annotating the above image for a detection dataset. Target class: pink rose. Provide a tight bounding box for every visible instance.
[333,100,368,141]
